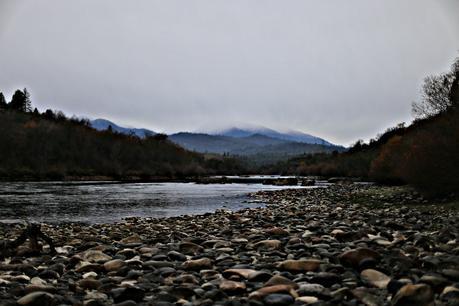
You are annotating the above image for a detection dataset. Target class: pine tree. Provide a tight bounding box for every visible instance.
[9,90,26,112]
[23,88,32,112]
[0,92,7,109]
[8,88,33,112]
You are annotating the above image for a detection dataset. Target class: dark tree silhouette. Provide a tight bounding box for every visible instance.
[152,133,168,141]
[9,88,32,112]
[0,92,7,109]
[449,65,459,109]
[43,109,56,120]
[9,90,26,111]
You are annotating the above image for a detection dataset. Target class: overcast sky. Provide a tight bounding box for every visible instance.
[1,1,458,145]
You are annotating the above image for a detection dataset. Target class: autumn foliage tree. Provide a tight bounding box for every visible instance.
[371,57,459,196]
[369,136,405,183]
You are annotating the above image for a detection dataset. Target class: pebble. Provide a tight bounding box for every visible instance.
[296,296,319,304]
[339,248,380,268]
[276,259,321,272]
[17,291,56,306]
[391,284,434,306]
[0,184,457,306]
[361,269,391,289]
[219,279,246,294]
[104,259,126,271]
[182,258,212,270]
[263,293,295,305]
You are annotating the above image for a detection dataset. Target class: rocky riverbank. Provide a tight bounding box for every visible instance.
[0,184,458,306]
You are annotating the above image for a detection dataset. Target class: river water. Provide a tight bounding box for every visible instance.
[0,180,307,224]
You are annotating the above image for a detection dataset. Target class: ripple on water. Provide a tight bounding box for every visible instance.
[0,181,310,224]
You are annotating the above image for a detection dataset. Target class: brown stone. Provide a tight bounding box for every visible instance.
[77,278,101,290]
[182,258,212,270]
[338,248,380,267]
[361,269,391,289]
[249,285,298,299]
[219,280,246,293]
[222,268,257,279]
[264,275,299,289]
[75,262,102,273]
[179,242,203,255]
[17,291,56,306]
[265,227,290,236]
[391,284,434,306]
[276,259,321,272]
[24,284,57,294]
[253,240,282,250]
[120,233,142,244]
[103,259,126,272]
[81,250,112,263]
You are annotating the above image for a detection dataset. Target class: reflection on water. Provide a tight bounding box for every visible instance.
[0,181,305,224]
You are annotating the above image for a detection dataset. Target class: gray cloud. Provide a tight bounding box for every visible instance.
[1,0,458,145]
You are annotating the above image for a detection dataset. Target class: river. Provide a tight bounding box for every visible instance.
[0,180,309,224]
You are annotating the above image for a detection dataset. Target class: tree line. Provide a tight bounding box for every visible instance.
[0,90,245,180]
[1,89,32,113]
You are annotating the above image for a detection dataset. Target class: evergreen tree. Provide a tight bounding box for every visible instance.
[0,92,6,109]
[8,88,32,112]
[23,88,32,112]
[9,90,26,112]
[43,109,56,120]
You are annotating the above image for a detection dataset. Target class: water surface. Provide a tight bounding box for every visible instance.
[0,181,305,224]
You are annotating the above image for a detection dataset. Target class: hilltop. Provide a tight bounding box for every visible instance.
[89,120,343,165]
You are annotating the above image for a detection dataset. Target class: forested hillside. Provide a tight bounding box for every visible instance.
[168,132,342,165]
[0,90,244,180]
[264,58,459,196]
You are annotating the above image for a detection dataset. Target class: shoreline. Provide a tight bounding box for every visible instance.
[0,175,362,185]
[0,184,458,305]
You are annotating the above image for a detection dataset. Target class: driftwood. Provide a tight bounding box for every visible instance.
[0,223,56,259]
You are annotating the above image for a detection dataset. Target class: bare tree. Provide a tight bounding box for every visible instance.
[412,57,459,118]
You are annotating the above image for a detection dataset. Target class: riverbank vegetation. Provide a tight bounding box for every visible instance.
[0,91,245,180]
[264,58,459,197]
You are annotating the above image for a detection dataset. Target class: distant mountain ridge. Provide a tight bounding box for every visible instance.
[90,119,343,164]
[91,119,156,138]
[213,126,334,146]
[167,132,290,155]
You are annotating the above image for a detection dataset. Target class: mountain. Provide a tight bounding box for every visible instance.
[168,133,289,155]
[169,132,344,165]
[90,119,343,164]
[214,126,334,146]
[90,119,156,138]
